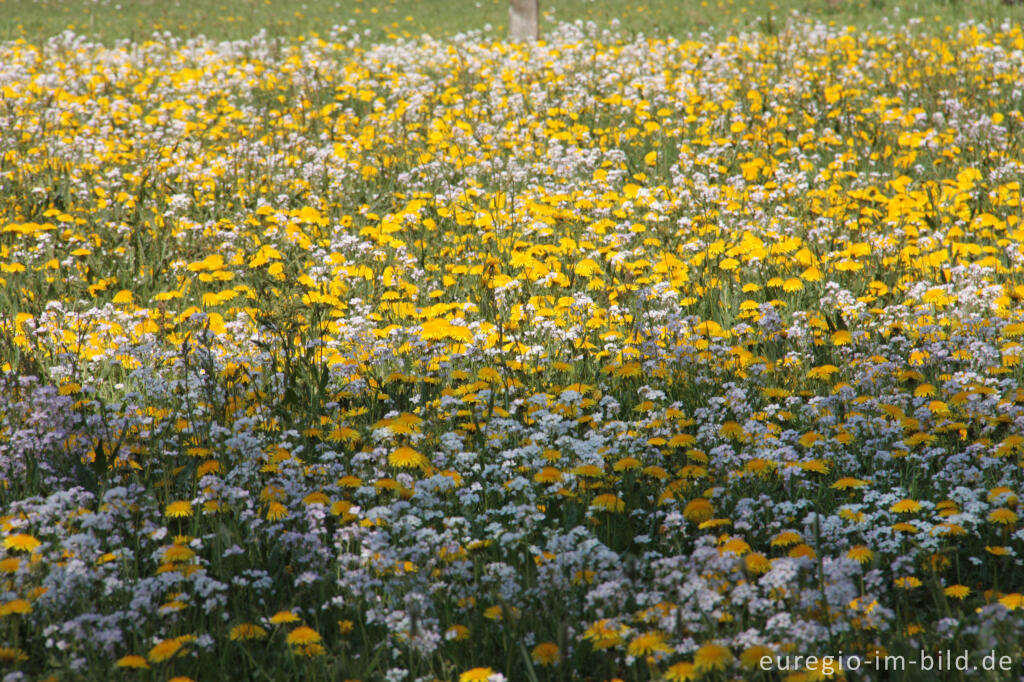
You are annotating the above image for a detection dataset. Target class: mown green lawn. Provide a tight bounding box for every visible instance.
[2,0,1024,43]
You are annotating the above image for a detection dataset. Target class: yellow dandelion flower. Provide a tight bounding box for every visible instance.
[446,624,470,641]
[0,647,28,663]
[303,491,330,506]
[932,522,967,536]
[889,499,922,513]
[944,584,970,599]
[269,610,301,624]
[694,643,733,672]
[0,599,31,616]
[988,508,1018,525]
[643,465,669,479]
[719,537,750,556]
[115,654,149,669]
[806,364,838,380]
[286,626,322,646]
[591,493,625,512]
[534,467,562,483]
[832,330,852,346]
[266,501,288,520]
[719,257,740,271]
[832,477,870,490]
[800,459,829,474]
[683,498,713,522]
[771,530,802,547]
[846,546,873,564]
[664,661,696,681]
[891,521,920,534]
[331,500,354,517]
[162,544,194,563]
[583,618,627,650]
[628,630,669,657]
[3,533,41,553]
[147,638,184,663]
[112,289,134,304]
[459,667,496,682]
[789,543,816,559]
[838,505,865,523]
[740,645,774,668]
[798,432,823,448]
[294,643,325,657]
[389,446,428,469]
[998,593,1024,610]
[744,552,771,575]
[573,569,596,585]
[164,500,193,518]
[229,623,268,640]
[572,463,604,478]
[531,642,560,665]
[987,486,1017,503]
[613,456,641,472]
[913,383,937,397]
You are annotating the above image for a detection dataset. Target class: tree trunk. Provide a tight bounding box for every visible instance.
[509,0,538,41]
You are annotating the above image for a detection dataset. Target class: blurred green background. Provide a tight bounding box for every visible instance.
[2,0,1023,44]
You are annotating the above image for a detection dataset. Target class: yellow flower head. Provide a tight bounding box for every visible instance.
[988,508,1018,525]
[269,610,301,624]
[230,623,268,640]
[115,655,149,669]
[832,477,870,490]
[665,661,696,681]
[627,630,669,657]
[147,638,184,663]
[744,552,771,575]
[266,502,288,521]
[591,493,625,512]
[683,498,713,522]
[446,624,470,641]
[583,618,628,650]
[944,584,970,599]
[165,500,193,518]
[286,626,322,646]
[846,545,874,564]
[694,643,733,672]
[531,642,560,665]
[162,544,195,563]
[459,667,496,682]
[0,599,32,616]
[889,499,922,514]
[3,534,40,553]
[388,446,428,469]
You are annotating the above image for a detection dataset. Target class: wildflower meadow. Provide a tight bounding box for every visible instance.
[3,1,1024,680]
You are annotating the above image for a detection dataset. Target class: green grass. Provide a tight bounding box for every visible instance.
[2,0,1024,44]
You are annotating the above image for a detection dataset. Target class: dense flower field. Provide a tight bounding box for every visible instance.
[2,16,1024,681]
